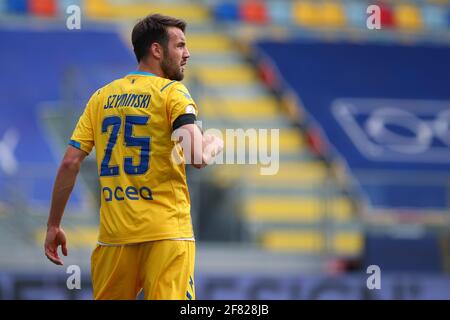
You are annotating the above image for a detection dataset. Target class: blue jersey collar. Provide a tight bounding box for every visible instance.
[128,71,156,77]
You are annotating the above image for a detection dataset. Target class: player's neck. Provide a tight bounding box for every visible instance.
[137,62,166,79]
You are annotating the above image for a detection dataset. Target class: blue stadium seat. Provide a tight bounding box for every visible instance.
[6,0,27,14]
[344,1,367,28]
[213,2,239,22]
[267,1,291,25]
[422,5,447,30]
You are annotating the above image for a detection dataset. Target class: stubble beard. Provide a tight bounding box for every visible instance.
[161,53,184,81]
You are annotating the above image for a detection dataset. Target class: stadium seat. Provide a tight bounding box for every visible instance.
[239,0,269,24]
[267,1,292,25]
[422,5,447,30]
[213,2,239,22]
[28,0,56,17]
[262,230,325,253]
[320,2,346,28]
[332,231,363,256]
[380,3,396,29]
[84,0,111,18]
[344,1,367,28]
[187,33,233,55]
[244,196,353,223]
[193,64,257,86]
[276,128,305,153]
[200,96,277,119]
[292,1,321,27]
[6,0,27,14]
[261,229,363,255]
[85,0,209,23]
[58,0,81,16]
[394,4,423,31]
[244,197,325,223]
[200,98,276,119]
[213,162,328,187]
[134,3,209,24]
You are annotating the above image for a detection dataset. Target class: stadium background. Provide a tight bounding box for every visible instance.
[1,0,450,299]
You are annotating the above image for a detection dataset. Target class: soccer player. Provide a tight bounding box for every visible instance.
[44,14,223,300]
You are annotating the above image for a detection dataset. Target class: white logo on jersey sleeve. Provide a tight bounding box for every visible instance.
[185,105,196,115]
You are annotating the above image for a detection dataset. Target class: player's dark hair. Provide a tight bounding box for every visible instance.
[132,14,186,63]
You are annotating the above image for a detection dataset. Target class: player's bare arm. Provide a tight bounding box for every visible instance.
[45,145,87,265]
[177,123,224,169]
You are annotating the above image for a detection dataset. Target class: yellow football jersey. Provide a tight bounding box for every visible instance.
[69,71,198,244]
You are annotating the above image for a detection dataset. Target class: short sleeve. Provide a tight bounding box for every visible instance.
[69,93,96,154]
[166,82,198,131]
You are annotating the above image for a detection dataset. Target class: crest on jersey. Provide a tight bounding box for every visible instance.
[185,105,196,115]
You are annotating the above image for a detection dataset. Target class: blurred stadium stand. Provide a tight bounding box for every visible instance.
[1,0,450,299]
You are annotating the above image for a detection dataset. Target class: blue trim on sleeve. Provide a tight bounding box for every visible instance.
[160,80,176,92]
[128,71,156,77]
[69,139,82,150]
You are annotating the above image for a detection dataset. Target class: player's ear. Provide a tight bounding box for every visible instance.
[150,42,163,60]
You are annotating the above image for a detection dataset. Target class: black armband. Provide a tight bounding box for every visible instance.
[172,113,197,131]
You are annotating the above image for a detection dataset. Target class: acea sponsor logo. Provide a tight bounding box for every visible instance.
[102,185,153,202]
[332,98,450,163]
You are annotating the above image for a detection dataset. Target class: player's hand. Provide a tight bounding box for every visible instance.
[213,135,224,157]
[44,226,68,265]
[204,134,224,157]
